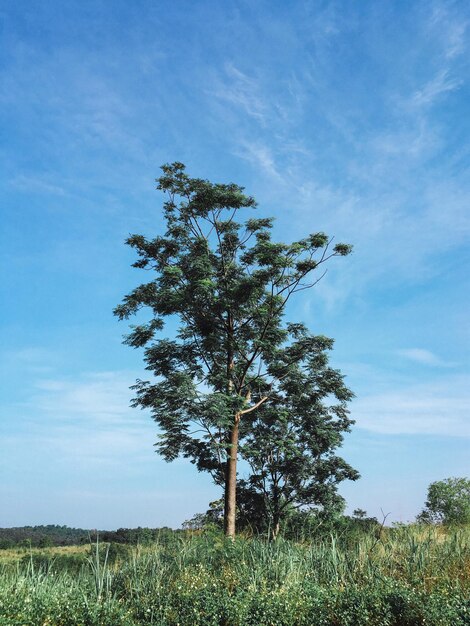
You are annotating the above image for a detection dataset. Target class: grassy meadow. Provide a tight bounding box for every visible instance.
[0,525,469,626]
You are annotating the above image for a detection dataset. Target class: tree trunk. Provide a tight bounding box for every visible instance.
[270,484,281,541]
[271,518,281,541]
[270,497,281,541]
[224,415,240,538]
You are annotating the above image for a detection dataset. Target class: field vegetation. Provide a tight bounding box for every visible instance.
[0,524,468,625]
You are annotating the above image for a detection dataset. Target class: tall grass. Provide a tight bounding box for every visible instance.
[0,525,468,625]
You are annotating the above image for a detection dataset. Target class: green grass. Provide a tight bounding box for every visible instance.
[0,525,468,625]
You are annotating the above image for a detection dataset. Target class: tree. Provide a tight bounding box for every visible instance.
[115,162,352,538]
[238,331,359,540]
[417,477,470,525]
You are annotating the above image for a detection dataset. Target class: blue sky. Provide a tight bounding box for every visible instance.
[1,0,469,529]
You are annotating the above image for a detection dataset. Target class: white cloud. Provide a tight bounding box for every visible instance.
[353,375,469,437]
[212,63,268,124]
[2,370,156,469]
[9,174,67,196]
[202,4,469,309]
[428,3,468,60]
[411,69,462,108]
[397,348,455,367]
[31,371,137,425]
[4,347,58,375]
[234,140,283,181]
[9,347,54,363]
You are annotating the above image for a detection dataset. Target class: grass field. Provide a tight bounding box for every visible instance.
[0,525,468,625]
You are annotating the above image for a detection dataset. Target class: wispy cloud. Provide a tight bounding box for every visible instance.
[234,140,283,181]
[203,2,469,309]
[411,69,462,108]
[31,371,137,425]
[2,370,155,469]
[9,174,67,196]
[429,2,468,59]
[4,347,58,375]
[397,348,455,367]
[353,375,469,437]
[211,63,268,124]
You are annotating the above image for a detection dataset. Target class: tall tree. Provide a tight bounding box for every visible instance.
[238,329,359,540]
[115,162,352,537]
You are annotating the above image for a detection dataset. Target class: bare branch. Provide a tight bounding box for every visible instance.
[239,395,269,416]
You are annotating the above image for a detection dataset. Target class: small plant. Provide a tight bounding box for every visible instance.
[86,535,111,600]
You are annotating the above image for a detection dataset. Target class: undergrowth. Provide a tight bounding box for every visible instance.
[0,525,468,625]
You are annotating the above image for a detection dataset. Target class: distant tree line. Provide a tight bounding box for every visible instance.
[0,525,178,549]
[0,525,90,549]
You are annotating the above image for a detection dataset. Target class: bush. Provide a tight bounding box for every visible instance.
[418,478,470,525]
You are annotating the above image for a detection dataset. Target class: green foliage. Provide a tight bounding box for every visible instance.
[418,477,470,525]
[1,527,469,625]
[238,330,359,538]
